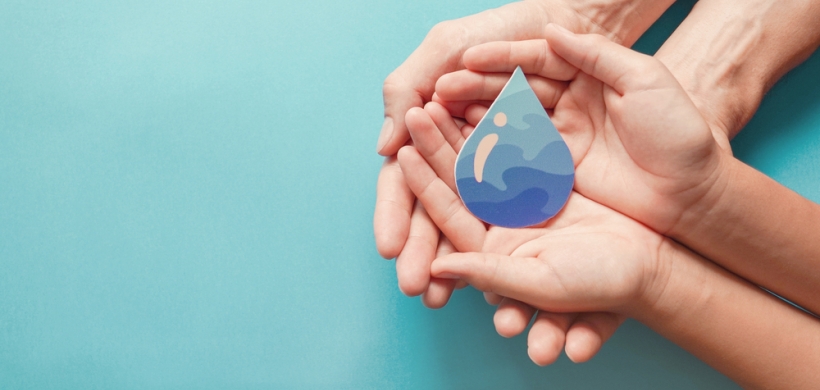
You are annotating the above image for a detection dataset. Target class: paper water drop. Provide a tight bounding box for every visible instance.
[454,66,575,228]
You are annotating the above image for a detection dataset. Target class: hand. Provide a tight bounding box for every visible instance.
[401,128,820,385]
[374,0,675,307]
[427,191,668,321]
[398,102,626,364]
[435,24,729,235]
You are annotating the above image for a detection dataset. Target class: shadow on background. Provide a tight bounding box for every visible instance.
[732,50,820,201]
[733,50,820,154]
[422,287,738,389]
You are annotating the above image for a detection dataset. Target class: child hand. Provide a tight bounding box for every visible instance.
[398,103,626,365]
[435,24,729,235]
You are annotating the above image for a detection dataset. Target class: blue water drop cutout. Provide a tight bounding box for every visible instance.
[455,66,575,228]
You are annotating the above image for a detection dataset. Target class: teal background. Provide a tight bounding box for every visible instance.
[1,1,817,388]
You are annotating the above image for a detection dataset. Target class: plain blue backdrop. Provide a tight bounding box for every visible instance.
[1,1,819,388]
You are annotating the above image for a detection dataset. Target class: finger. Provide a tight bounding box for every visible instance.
[395,201,439,296]
[424,278,457,308]
[397,146,486,253]
[453,117,468,131]
[422,236,458,309]
[432,253,587,312]
[429,95,487,147]
[378,83,423,156]
[565,312,625,363]
[374,156,414,258]
[458,125,475,150]
[544,24,670,94]
[464,104,489,127]
[483,227,549,259]
[425,102,466,155]
[378,41,441,156]
[432,97,494,120]
[444,103,484,152]
[484,292,503,306]
[528,311,576,366]
[405,107,458,191]
[454,280,468,289]
[494,298,536,338]
[462,40,578,81]
[436,70,566,108]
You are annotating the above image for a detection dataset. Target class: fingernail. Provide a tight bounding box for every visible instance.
[376,117,394,153]
[564,342,577,363]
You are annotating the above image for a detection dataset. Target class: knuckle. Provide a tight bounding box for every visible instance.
[382,73,405,97]
[534,40,549,72]
[427,20,468,47]
[480,253,500,291]
[631,61,667,89]
[429,20,456,37]
[438,197,462,227]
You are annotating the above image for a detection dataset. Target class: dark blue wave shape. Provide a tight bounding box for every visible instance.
[458,166,574,228]
[456,141,574,185]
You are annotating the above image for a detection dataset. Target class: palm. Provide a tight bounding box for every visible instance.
[551,72,721,232]
[437,35,725,234]
[398,101,630,364]
[478,193,663,313]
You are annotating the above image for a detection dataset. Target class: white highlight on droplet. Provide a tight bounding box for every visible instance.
[493,112,507,127]
[474,133,499,183]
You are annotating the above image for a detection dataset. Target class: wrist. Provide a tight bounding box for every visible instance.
[667,149,737,240]
[629,238,710,328]
[531,0,675,46]
[662,149,820,315]
[656,0,820,140]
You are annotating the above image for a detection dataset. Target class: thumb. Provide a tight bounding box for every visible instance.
[378,75,425,155]
[543,24,672,94]
[431,252,569,310]
[379,40,446,155]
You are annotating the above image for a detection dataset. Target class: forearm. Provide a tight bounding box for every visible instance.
[654,0,820,315]
[440,0,674,49]
[532,0,675,46]
[636,240,820,389]
[656,0,820,142]
[672,155,820,315]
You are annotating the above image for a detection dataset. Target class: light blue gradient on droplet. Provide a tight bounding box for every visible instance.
[455,67,574,227]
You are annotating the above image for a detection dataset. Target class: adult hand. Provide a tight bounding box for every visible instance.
[426,191,667,322]
[375,0,676,307]
[399,128,820,386]
[399,102,625,364]
[435,19,820,320]
[424,180,820,390]
[435,24,728,236]
[402,24,726,361]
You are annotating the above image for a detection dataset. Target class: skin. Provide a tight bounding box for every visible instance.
[656,0,820,142]
[653,0,820,316]
[375,0,675,362]
[376,0,820,363]
[426,191,820,389]
[402,27,820,387]
[403,101,623,364]
[412,23,730,363]
[438,22,820,316]
[376,0,674,290]
[437,28,727,236]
